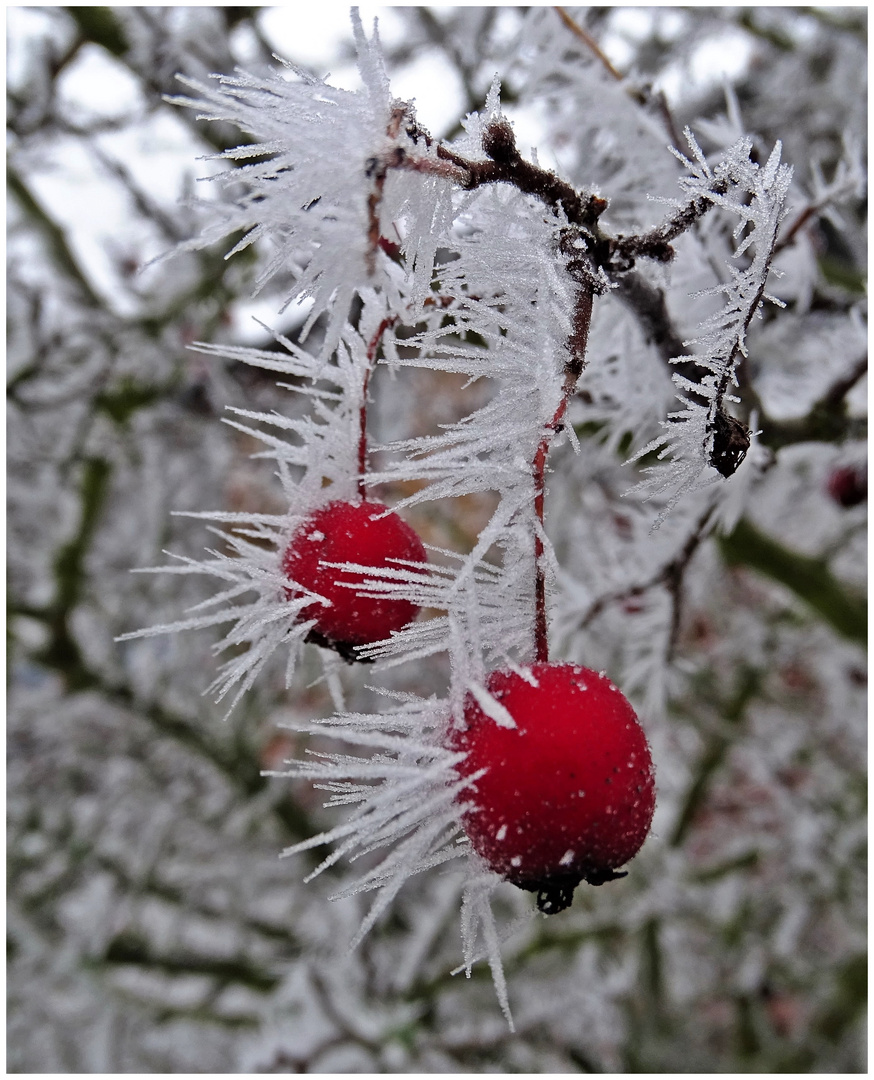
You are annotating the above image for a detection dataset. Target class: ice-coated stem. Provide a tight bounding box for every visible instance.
[357,295,464,497]
[532,286,594,662]
[532,441,551,663]
[359,314,398,497]
[357,365,370,498]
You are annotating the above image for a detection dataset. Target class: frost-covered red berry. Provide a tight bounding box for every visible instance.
[282,499,426,653]
[449,663,655,914]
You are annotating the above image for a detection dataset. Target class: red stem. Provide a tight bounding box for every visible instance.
[357,296,460,497]
[532,438,552,663]
[357,365,371,498]
[359,315,399,498]
[532,286,594,663]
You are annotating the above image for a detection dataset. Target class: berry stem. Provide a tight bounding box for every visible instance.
[360,314,398,497]
[358,295,461,496]
[357,365,371,498]
[532,286,594,663]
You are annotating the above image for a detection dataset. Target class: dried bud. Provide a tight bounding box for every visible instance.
[709,410,750,477]
[482,119,518,164]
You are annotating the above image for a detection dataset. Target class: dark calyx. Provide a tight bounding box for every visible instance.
[304,628,374,664]
[516,867,629,915]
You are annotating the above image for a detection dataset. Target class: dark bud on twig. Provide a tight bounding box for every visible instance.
[482,119,519,164]
[709,410,751,478]
[405,122,432,147]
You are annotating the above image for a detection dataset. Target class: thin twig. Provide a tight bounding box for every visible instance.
[820,353,868,408]
[554,7,624,82]
[577,502,717,659]
[772,203,819,255]
[7,164,103,308]
[553,7,683,147]
[359,318,394,494]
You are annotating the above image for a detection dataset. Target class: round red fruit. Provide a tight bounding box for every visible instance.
[282,499,426,651]
[449,663,655,914]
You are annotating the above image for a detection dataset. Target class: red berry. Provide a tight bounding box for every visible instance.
[282,499,426,652]
[449,663,655,914]
[826,464,866,508]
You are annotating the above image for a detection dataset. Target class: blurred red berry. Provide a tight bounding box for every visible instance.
[826,464,867,508]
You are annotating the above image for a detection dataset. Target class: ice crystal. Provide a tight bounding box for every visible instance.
[168,10,426,358]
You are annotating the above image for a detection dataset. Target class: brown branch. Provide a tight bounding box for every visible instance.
[611,272,706,386]
[395,118,729,283]
[369,112,767,650]
[612,185,727,267]
[429,122,607,230]
[358,295,462,493]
